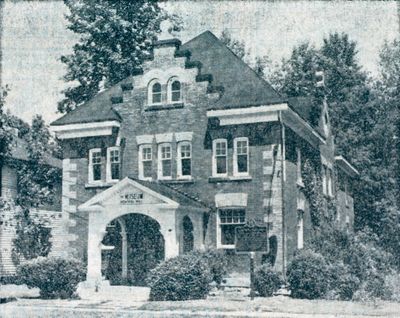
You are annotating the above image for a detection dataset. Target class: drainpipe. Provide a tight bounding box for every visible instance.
[279,111,287,279]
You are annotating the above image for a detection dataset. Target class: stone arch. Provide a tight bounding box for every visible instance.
[101,213,165,286]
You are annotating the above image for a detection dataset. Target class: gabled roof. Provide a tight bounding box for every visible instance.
[51,82,124,126]
[78,177,209,211]
[180,31,285,110]
[51,31,286,127]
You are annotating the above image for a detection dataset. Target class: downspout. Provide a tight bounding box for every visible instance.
[279,111,287,279]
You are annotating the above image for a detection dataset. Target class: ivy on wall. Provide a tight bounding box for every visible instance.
[302,158,325,228]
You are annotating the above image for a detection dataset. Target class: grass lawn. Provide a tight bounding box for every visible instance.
[139,295,400,317]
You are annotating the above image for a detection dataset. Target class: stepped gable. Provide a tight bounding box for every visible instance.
[51,30,287,127]
[180,31,285,110]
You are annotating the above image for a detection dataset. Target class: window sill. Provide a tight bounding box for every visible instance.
[209,175,252,183]
[85,181,118,189]
[158,179,195,184]
[217,245,236,250]
[145,103,184,111]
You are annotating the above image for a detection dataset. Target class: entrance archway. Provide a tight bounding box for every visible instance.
[101,213,165,286]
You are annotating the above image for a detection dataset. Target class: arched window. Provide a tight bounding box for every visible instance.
[182,216,194,253]
[149,80,162,105]
[168,77,181,103]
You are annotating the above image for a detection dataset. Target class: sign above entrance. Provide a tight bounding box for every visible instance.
[120,192,144,205]
[235,224,269,254]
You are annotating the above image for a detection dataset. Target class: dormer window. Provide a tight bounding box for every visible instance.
[149,80,162,105]
[167,77,182,103]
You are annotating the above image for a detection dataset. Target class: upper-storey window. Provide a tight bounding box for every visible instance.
[322,165,327,195]
[168,77,181,103]
[158,143,172,180]
[177,142,191,179]
[89,148,102,183]
[296,147,303,184]
[107,147,120,182]
[149,80,162,105]
[139,144,153,180]
[327,168,333,197]
[233,138,249,176]
[212,139,227,177]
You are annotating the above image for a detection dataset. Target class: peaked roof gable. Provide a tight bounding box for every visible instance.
[180,31,285,110]
[79,177,179,211]
[51,31,285,127]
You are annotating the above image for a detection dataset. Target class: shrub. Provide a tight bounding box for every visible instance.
[287,249,329,299]
[17,256,85,299]
[328,262,360,300]
[195,249,228,286]
[383,270,400,302]
[254,264,283,297]
[146,253,212,301]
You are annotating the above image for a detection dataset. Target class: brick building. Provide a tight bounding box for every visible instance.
[51,30,358,288]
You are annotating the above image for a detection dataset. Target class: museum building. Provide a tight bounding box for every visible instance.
[50,30,358,287]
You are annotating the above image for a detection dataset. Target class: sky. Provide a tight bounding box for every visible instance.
[1,0,398,125]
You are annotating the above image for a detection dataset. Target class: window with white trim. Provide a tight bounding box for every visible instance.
[219,209,246,247]
[177,142,191,179]
[89,148,102,183]
[158,143,172,179]
[327,168,333,197]
[234,137,249,176]
[212,139,227,177]
[297,211,304,249]
[139,144,153,180]
[322,165,327,195]
[296,147,302,184]
[107,147,120,182]
[148,80,162,105]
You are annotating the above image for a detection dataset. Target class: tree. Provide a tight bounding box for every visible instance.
[12,116,61,264]
[220,29,250,62]
[59,0,174,113]
[16,115,61,209]
[0,87,14,159]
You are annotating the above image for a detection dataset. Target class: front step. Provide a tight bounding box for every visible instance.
[77,281,150,302]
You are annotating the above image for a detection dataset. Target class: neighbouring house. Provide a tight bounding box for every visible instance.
[0,131,63,276]
[50,29,358,288]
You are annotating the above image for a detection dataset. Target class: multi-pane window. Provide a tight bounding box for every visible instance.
[171,80,181,102]
[213,139,227,176]
[219,209,246,246]
[107,147,120,181]
[158,143,172,179]
[151,82,162,104]
[89,149,102,182]
[234,138,249,175]
[177,142,191,178]
[139,145,153,180]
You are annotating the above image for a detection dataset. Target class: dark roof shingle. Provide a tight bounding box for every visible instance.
[181,31,285,110]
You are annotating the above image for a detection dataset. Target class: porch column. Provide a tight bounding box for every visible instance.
[117,218,128,279]
[86,211,103,284]
[159,208,179,259]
